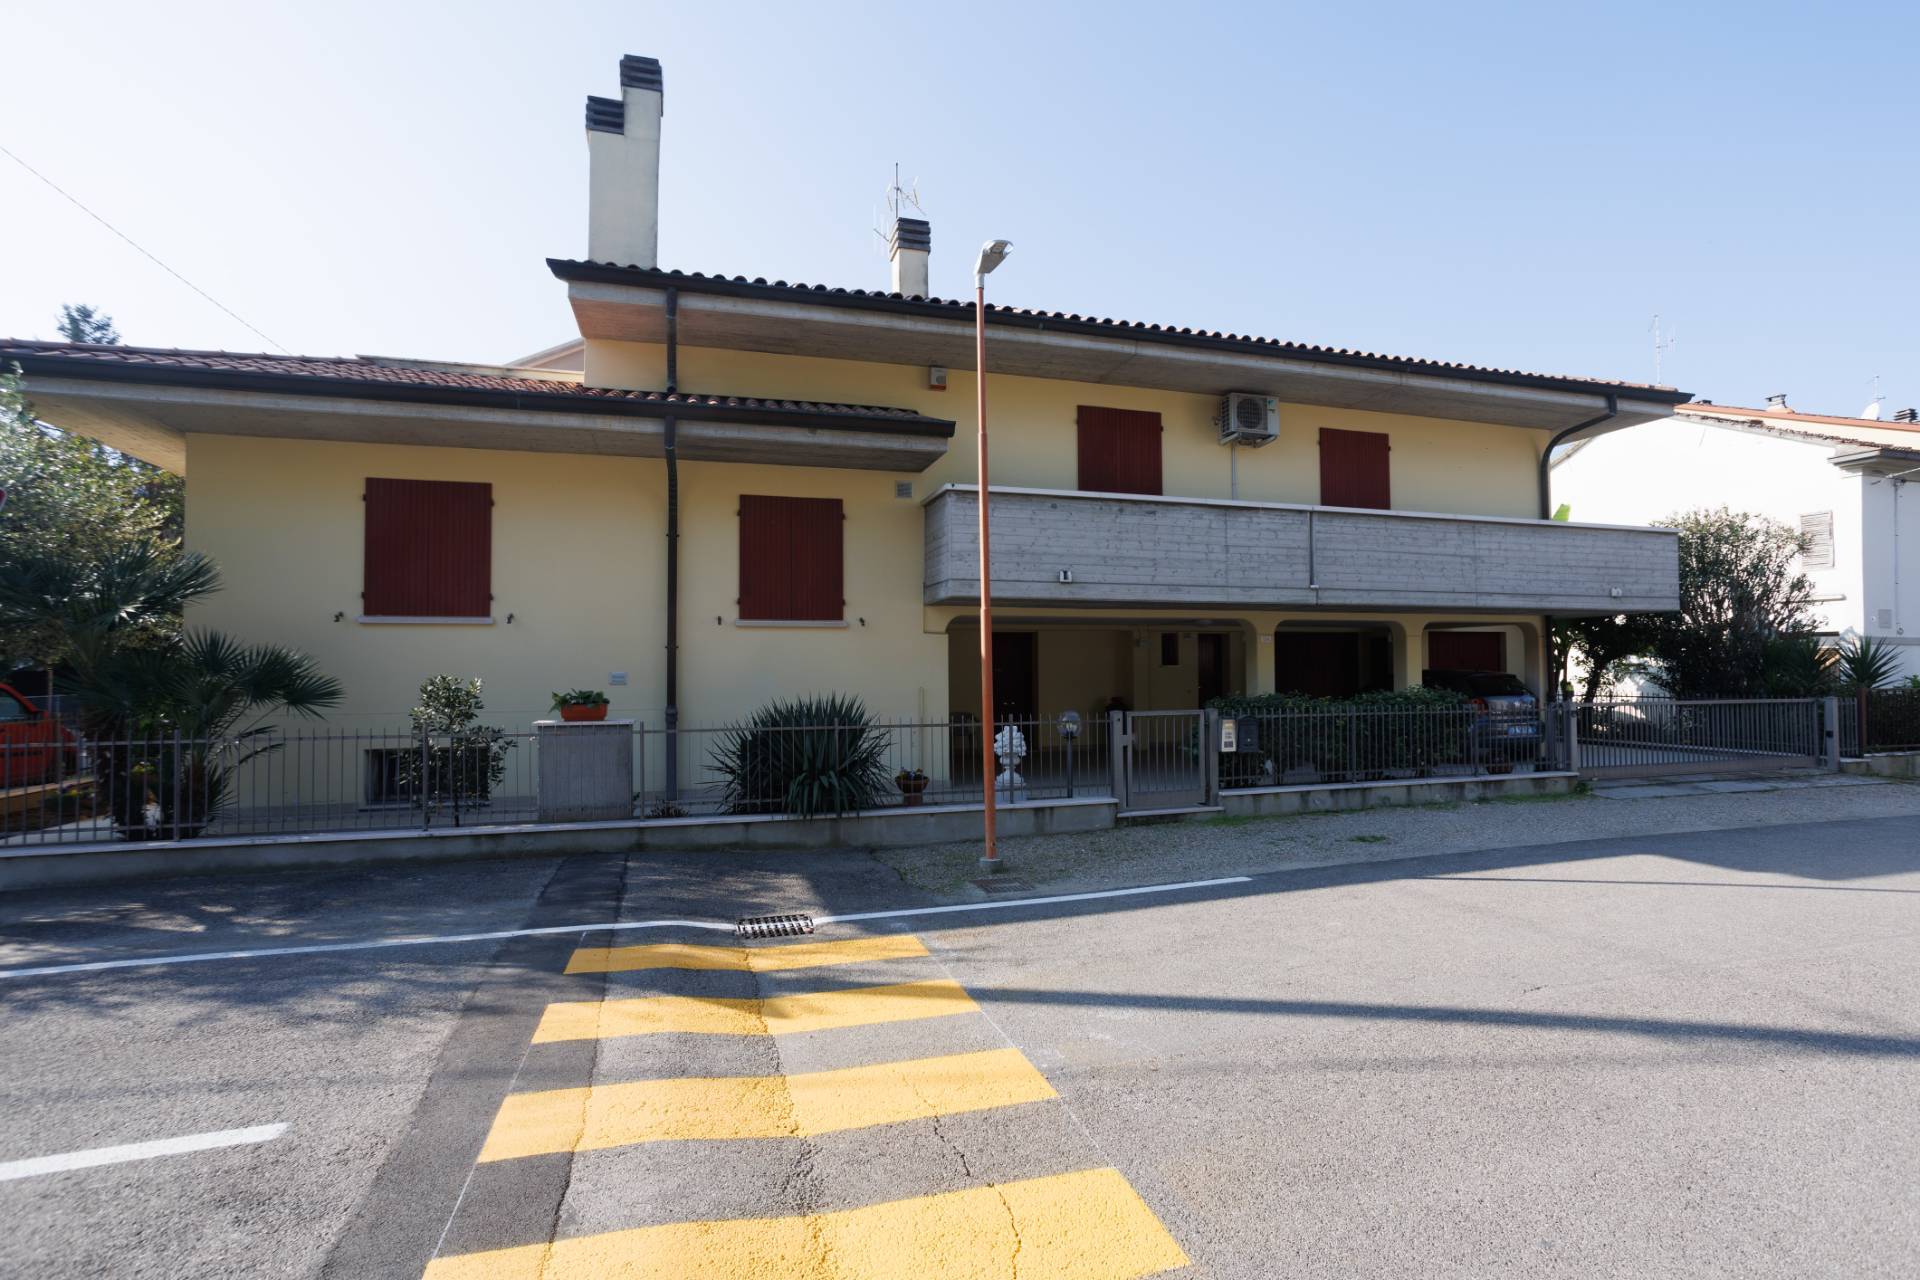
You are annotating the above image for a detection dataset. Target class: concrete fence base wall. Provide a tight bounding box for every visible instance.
[0,771,1572,893]
[1842,752,1920,780]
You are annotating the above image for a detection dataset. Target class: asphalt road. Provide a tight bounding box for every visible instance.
[2,816,1917,1277]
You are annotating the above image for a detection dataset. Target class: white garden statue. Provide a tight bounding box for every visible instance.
[993,724,1028,802]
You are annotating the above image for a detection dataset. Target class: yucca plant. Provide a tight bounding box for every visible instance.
[709,694,892,817]
[1836,634,1901,691]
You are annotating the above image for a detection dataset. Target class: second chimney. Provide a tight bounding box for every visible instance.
[889,217,931,297]
[585,55,664,267]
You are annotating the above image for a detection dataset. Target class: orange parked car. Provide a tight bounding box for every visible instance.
[0,683,80,788]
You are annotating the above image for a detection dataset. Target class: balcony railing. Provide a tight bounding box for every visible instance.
[923,484,1679,615]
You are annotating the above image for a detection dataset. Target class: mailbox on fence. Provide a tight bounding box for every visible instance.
[1220,716,1257,755]
[536,719,636,822]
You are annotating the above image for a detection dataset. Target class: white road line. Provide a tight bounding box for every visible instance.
[0,919,734,981]
[816,876,1253,925]
[0,1123,287,1182]
[0,875,1253,982]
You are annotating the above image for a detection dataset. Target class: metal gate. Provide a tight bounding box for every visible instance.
[1109,710,1216,813]
[1572,698,1825,778]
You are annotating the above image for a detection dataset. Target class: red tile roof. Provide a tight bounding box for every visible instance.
[1679,402,1920,434]
[0,340,952,430]
[549,260,1690,402]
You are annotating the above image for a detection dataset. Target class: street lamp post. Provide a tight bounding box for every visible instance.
[974,238,1013,872]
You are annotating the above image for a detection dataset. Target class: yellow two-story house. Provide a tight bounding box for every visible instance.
[8,54,1685,770]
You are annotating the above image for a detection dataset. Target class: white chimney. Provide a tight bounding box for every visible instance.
[585,55,663,266]
[1766,393,1791,412]
[889,217,931,297]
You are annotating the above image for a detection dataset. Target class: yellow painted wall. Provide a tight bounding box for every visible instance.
[184,434,949,731]
[588,342,1551,518]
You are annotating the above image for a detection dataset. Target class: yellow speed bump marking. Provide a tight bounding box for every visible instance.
[422,1165,1189,1279]
[565,934,929,975]
[478,1046,1056,1161]
[530,978,978,1044]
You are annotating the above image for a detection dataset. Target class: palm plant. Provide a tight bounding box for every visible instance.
[1835,635,1901,691]
[710,694,892,817]
[0,543,220,682]
[1760,633,1837,697]
[75,631,342,840]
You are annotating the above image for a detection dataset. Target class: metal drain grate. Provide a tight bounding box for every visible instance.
[735,913,816,940]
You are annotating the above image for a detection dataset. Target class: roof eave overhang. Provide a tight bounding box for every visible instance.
[17,371,952,475]
[1830,446,1920,475]
[553,262,1690,433]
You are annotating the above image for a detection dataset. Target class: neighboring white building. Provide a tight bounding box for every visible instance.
[1554,398,1920,680]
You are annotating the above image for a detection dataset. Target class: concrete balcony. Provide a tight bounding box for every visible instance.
[923,485,1679,616]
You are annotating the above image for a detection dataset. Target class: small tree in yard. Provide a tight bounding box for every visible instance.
[1554,613,1662,700]
[400,676,515,826]
[1650,508,1816,699]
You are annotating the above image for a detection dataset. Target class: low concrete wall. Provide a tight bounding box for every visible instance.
[1842,753,1920,780]
[0,771,1576,893]
[1221,770,1577,817]
[0,797,1115,893]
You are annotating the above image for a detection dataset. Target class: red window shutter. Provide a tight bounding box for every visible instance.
[1077,406,1163,495]
[1319,429,1391,509]
[363,478,492,617]
[739,495,844,621]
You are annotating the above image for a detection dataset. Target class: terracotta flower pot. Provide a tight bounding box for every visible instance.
[560,703,609,722]
[896,775,929,806]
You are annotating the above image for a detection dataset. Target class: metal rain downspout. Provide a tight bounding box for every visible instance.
[664,287,680,799]
[1538,392,1617,699]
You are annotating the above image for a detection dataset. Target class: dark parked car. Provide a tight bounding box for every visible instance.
[1421,669,1541,768]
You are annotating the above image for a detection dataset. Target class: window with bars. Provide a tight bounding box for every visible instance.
[362,478,493,617]
[738,495,845,621]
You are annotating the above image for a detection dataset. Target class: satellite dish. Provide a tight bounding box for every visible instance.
[1862,401,1884,420]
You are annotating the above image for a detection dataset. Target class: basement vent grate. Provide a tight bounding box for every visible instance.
[735,913,816,940]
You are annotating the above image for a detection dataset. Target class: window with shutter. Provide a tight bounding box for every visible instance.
[1799,511,1835,570]
[362,478,492,618]
[1319,429,1391,509]
[738,495,844,621]
[1077,406,1163,495]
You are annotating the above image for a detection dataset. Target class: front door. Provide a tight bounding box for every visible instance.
[1197,633,1228,706]
[991,632,1038,723]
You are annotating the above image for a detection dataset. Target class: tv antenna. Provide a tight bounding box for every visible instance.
[872,162,923,253]
[1862,374,1886,420]
[1650,314,1677,384]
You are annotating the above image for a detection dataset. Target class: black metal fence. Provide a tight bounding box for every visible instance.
[1857,689,1920,753]
[2,715,1116,848]
[1217,703,1551,788]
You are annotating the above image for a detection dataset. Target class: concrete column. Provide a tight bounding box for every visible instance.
[537,719,637,821]
[1392,621,1423,689]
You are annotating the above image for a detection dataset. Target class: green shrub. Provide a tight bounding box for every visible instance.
[709,694,892,817]
[1208,687,1472,784]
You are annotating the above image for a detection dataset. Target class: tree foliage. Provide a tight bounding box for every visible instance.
[1553,613,1662,700]
[1648,507,1816,698]
[400,676,516,826]
[2,359,187,672]
[57,303,121,345]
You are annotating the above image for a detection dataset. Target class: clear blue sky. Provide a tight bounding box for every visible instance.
[5,1,1915,415]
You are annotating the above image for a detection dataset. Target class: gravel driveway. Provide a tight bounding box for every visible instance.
[879,775,1920,897]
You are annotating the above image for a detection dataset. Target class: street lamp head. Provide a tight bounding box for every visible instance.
[973,239,1013,282]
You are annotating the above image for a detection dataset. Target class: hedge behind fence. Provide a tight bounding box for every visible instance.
[1206,687,1475,785]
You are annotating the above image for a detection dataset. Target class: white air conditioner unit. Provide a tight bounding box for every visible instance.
[1217,392,1278,446]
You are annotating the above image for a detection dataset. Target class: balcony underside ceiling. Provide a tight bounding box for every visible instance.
[569,282,1679,435]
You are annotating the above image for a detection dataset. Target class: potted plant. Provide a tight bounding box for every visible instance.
[551,689,611,722]
[895,767,930,806]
